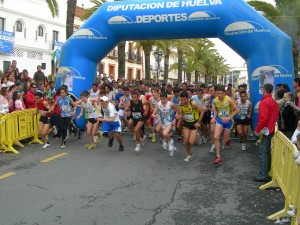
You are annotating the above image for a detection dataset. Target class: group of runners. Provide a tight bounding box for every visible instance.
[36,81,253,164]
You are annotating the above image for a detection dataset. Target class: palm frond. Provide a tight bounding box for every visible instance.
[46,0,59,17]
[81,0,107,21]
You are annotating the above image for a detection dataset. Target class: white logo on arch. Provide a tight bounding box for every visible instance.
[70,28,107,40]
[108,16,135,24]
[224,21,270,36]
[188,11,220,21]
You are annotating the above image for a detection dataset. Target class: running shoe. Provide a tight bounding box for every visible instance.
[214,157,222,164]
[210,144,216,153]
[202,136,207,144]
[241,143,246,151]
[42,143,51,149]
[168,139,175,152]
[162,140,168,150]
[142,136,147,146]
[151,133,156,143]
[60,145,65,149]
[169,148,176,157]
[184,155,193,162]
[119,145,124,151]
[87,143,96,150]
[135,144,141,152]
[108,137,114,147]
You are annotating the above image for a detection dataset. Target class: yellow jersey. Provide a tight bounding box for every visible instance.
[180,100,199,123]
[213,96,231,119]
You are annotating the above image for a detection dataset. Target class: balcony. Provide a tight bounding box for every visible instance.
[107,50,118,59]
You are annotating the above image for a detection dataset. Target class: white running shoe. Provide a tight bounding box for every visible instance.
[141,136,147,146]
[202,136,207,144]
[210,144,216,153]
[135,144,141,152]
[148,133,152,138]
[53,126,57,135]
[241,143,246,151]
[197,132,202,145]
[42,143,51,149]
[169,148,176,157]
[162,140,168,150]
[168,139,175,152]
[184,155,193,162]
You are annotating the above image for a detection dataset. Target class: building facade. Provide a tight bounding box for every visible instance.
[0,0,67,77]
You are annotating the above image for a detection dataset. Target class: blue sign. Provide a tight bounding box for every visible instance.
[0,30,14,53]
[57,0,294,129]
[53,41,64,62]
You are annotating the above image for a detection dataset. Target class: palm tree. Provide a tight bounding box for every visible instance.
[155,40,174,82]
[247,0,300,76]
[66,0,78,39]
[135,40,156,80]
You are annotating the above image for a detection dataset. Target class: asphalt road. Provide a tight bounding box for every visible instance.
[0,132,284,225]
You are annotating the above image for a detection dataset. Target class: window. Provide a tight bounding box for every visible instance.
[38,26,43,37]
[0,17,5,30]
[15,21,22,32]
[52,30,59,49]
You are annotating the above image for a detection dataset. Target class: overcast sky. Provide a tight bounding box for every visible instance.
[76,0,276,68]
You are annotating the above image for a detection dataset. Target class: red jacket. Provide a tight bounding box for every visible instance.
[25,91,36,109]
[255,94,279,135]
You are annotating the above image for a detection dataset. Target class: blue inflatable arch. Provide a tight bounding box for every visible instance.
[57,0,294,128]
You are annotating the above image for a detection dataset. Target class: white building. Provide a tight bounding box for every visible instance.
[220,66,248,87]
[0,0,67,77]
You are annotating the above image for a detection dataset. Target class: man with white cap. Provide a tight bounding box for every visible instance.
[97,96,124,151]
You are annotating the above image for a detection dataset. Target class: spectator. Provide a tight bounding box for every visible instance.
[4,66,13,78]
[11,91,26,111]
[25,83,37,108]
[16,72,25,85]
[15,81,23,92]
[279,92,297,138]
[291,120,300,145]
[23,69,32,83]
[11,60,19,78]
[1,77,9,88]
[253,83,279,183]
[7,72,15,87]
[0,87,9,114]
[33,65,47,85]
[293,78,300,104]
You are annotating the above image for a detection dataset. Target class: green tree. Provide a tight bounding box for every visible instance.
[155,40,174,81]
[247,0,300,76]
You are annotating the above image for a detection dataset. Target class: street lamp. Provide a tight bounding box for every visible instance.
[154,48,163,82]
[182,62,187,83]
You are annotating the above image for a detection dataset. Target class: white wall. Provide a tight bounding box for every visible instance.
[0,0,67,77]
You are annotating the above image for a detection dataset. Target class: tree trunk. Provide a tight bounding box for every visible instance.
[163,49,170,82]
[187,72,191,82]
[293,47,299,77]
[66,0,77,39]
[195,70,200,83]
[205,72,208,85]
[118,41,126,79]
[144,46,152,81]
[177,48,183,83]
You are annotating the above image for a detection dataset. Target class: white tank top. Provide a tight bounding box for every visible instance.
[81,98,99,118]
[157,101,174,125]
[236,99,249,120]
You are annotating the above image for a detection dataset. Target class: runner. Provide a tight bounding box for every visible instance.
[118,86,131,131]
[202,85,218,152]
[152,91,179,157]
[125,91,149,152]
[35,92,53,149]
[51,87,78,149]
[97,96,124,151]
[76,91,101,149]
[149,87,161,142]
[234,90,252,151]
[211,85,239,164]
[176,91,204,162]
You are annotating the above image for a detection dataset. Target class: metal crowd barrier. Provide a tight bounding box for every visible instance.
[0,109,43,154]
[259,131,300,224]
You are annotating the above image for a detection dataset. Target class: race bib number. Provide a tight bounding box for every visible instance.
[132,112,142,119]
[219,110,229,117]
[86,106,96,114]
[184,113,194,122]
[61,105,71,113]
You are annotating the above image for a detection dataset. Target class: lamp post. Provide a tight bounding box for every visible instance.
[182,62,187,83]
[154,49,163,82]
